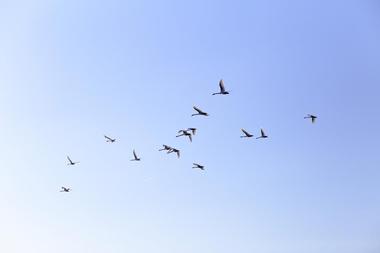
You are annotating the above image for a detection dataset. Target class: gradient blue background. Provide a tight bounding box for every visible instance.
[0,0,379,252]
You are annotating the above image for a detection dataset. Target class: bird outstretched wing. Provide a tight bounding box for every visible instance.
[219,79,225,93]
[241,129,250,136]
[133,150,138,160]
[193,106,202,113]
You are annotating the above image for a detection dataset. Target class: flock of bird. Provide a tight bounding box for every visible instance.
[60,80,317,193]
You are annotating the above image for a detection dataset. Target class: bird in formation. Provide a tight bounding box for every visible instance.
[67,156,79,166]
[256,129,268,139]
[212,79,229,95]
[130,150,141,161]
[192,106,209,116]
[61,79,318,191]
[304,114,317,123]
[240,129,254,138]
[60,187,71,193]
[104,135,116,143]
[192,163,205,170]
[176,129,192,142]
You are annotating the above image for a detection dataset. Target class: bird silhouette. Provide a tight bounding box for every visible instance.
[67,156,79,166]
[168,148,180,158]
[304,114,317,123]
[130,149,141,161]
[60,187,71,192]
[240,129,254,138]
[256,129,268,139]
[192,163,205,170]
[159,145,172,152]
[212,79,229,95]
[187,128,197,135]
[104,135,116,143]
[176,129,192,142]
[192,106,209,116]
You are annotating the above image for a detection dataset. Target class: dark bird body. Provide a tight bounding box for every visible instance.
[60,187,71,192]
[240,129,254,138]
[304,114,317,123]
[192,106,209,116]
[192,163,205,170]
[131,150,141,161]
[256,129,268,139]
[176,130,192,142]
[67,156,79,166]
[212,79,229,95]
[104,135,116,143]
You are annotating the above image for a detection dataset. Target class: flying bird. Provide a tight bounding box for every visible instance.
[304,114,317,123]
[159,145,172,152]
[192,163,205,170]
[104,135,116,143]
[168,148,180,158]
[67,156,79,166]
[212,79,229,95]
[187,128,197,135]
[192,106,209,116]
[256,129,268,139]
[240,129,254,138]
[60,187,71,192]
[130,149,141,161]
[176,130,192,142]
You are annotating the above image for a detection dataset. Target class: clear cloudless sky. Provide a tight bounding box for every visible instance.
[0,0,379,252]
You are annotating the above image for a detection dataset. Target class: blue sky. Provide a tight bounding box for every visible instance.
[0,0,379,252]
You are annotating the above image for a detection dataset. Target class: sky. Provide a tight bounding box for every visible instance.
[0,0,379,252]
